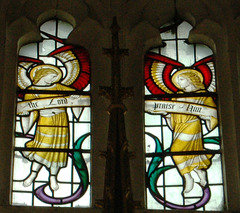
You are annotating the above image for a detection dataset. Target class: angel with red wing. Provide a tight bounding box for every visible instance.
[145,53,218,194]
[17,34,90,192]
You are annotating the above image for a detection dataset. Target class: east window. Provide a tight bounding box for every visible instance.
[12,19,91,207]
[144,21,224,211]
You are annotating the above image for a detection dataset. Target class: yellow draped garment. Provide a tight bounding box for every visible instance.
[22,83,74,169]
[170,92,218,175]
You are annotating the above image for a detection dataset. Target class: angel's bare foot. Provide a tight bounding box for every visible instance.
[50,175,59,191]
[183,173,194,193]
[194,169,207,187]
[23,171,37,187]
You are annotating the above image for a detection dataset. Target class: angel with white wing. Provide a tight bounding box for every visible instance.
[165,68,218,193]
[17,37,91,191]
[145,53,218,194]
[19,64,84,191]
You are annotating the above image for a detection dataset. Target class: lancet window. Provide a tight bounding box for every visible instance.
[12,19,91,207]
[144,21,224,211]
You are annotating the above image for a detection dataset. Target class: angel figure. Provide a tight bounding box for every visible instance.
[164,69,218,193]
[20,64,82,191]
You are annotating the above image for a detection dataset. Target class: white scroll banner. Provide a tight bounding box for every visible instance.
[145,100,217,118]
[17,95,90,114]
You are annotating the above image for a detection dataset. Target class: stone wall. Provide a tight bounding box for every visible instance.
[0,0,240,212]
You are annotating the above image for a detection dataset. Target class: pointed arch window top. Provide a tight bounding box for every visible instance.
[144,21,224,211]
[12,19,91,207]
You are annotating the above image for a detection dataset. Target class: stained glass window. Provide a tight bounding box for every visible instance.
[12,19,91,207]
[145,21,224,211]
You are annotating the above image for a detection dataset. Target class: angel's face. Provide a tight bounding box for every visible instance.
[41,73,58,85]
[177,75,191,91]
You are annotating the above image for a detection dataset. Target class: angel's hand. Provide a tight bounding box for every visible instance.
[159,111,168,116]
[199,115,211,120]
[69,95,80,99]
[19,111,30,116]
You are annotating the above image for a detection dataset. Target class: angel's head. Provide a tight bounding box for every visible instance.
[172,69,205,92]
[30,65,62,86]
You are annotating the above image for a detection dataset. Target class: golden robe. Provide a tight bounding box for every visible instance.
[169,92,218,175]
[22,83,74,169]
